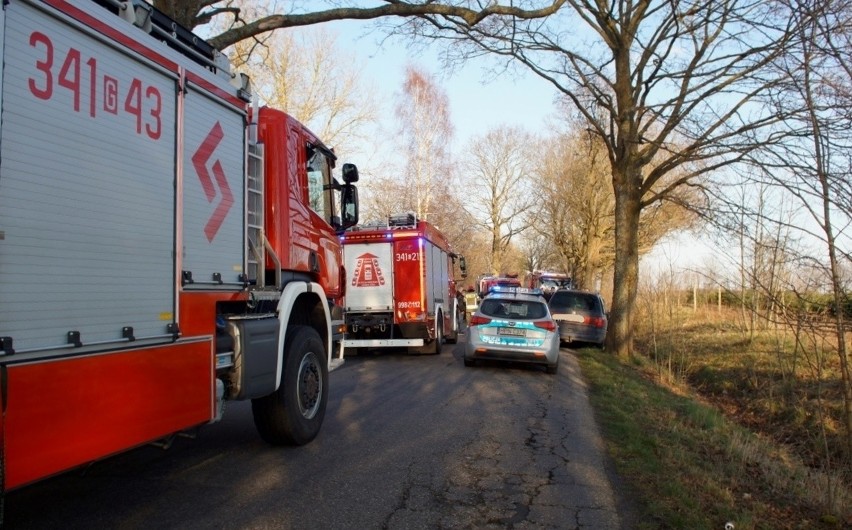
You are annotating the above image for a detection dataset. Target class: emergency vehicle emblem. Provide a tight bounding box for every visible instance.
[192,122,234,242]
[351,253,386,287]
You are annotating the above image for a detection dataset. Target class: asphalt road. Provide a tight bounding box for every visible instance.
[5,337,633,529]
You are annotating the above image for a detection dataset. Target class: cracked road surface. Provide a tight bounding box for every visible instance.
[6,339,631,529]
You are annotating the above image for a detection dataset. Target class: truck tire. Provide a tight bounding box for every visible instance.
[446,309,459,344]
[412,317,443,355]
[251,325,328,446]
[429,317,444,354]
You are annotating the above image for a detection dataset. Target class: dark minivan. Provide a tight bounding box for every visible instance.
[547,289,608,347]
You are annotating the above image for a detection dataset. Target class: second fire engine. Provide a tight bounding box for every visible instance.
[341,213,466,354]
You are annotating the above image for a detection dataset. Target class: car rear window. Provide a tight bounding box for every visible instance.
[549,293,601,312]
[480,299,548,319]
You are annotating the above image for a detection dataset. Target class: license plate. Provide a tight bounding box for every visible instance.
[553,313,584,323]
[498,327,526,337]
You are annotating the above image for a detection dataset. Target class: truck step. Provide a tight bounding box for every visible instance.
[329,358,345,372]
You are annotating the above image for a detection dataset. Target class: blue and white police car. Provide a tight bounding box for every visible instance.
[464,287,560,374]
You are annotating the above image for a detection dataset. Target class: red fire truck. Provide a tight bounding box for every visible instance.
[477,274,522,299]
[341,213,466,354]
[0,0,359,496]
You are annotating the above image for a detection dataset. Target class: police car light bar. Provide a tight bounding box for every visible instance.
[488,286,543,296]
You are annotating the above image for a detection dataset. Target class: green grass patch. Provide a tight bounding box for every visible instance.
[575,347,848,529]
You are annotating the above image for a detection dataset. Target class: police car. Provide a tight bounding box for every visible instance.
[463,287,560,374]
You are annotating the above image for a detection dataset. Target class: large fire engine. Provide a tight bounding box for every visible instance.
[0,0,359,496]
[341,213,466,354]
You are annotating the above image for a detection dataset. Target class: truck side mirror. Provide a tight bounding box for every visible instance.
[342,163,359,184]
[459,256,467,278]
[341,184,359,229]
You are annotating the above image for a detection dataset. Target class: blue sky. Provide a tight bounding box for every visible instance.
[325,19,559,152]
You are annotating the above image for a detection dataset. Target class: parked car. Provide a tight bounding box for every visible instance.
[547,289,608,347]
[464,288,560,374]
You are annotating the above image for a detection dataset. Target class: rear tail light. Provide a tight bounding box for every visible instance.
[469,315,492,327]
[534,320,556,332]
[585,316,606,328]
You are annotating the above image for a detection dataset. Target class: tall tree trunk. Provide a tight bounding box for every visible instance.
[581,229,601,290]
[606,167,642,359]
[491,225,502,275]
[605,38,643,359]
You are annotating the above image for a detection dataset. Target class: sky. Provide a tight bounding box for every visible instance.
[323,19,560,156]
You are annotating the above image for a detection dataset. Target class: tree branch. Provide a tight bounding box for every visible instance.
[208,1,567,51]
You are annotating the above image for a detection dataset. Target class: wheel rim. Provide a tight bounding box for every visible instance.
[297,352,322,419]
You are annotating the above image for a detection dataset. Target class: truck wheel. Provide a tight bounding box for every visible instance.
[413,318,443,355]
[251,325,328,446]
[446,310,459,344]
[431,318,444,354]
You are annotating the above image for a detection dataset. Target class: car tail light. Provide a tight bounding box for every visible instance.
[534,319,556,332]
[585,316,606,328]
[469,315,492,327]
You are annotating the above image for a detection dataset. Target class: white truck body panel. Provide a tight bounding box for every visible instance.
[181,82,246,289]
[343,242,394,311]
[0,0,246,354]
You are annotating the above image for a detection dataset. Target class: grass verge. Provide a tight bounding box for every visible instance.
[575,348,849,530]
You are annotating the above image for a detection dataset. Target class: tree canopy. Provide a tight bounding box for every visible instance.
[161,0,810,359]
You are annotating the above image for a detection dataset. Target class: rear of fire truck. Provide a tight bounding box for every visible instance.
[341,213,465,355]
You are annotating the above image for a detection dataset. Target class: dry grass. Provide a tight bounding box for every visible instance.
[725,429,851,518]
[635,304,848,463]
[620,301,852,524]
[578,344,852,529]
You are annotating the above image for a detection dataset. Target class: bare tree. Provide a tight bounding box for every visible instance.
[534,117,699,293]
[230,28,379,158]
[395,66,454,221]
[430,182,488,285]
[358,64,473,271]
[534,127,614,290]
[518,233,559,277]
[744,0,852,467]
[362,176,409,222]
[359,170,481,292]
[410,2,798,357]
[462,126,536,275]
